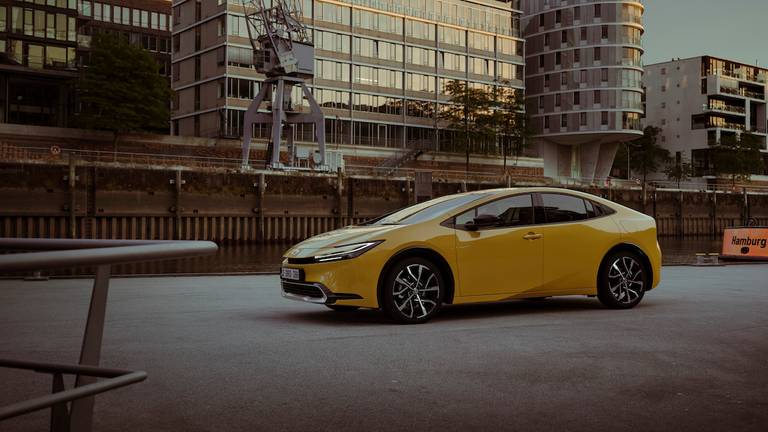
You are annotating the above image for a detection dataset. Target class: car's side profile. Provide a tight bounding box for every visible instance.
[280,187,661,323]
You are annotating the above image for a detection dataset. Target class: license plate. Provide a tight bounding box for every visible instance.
[281,267,301,281]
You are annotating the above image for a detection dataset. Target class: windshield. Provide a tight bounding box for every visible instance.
[364,193,490,226]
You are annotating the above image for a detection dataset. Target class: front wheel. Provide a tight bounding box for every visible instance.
[382,257,444,324]
[598,251,647,309]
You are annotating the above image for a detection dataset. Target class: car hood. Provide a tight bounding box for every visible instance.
[283,224,400,258]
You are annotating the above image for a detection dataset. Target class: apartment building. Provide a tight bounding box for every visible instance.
[523,0,645,181]
[170,0,525,156]
[0,0,171,128]
[644,56,768,178]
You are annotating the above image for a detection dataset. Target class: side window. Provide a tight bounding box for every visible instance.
[541,194,589,223]
[455,194,534,228]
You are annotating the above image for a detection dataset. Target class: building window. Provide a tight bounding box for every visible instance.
[561,30,567,44]
[601,26,608,39]
[594,47,601,62]
[574,6,581,21]
[581,27,587,41]
[561,114,567,128]
[601,111,608,125]
[555,10,561,24]
[601,68,608,82]
[594,90,601,105]
[544,116,550,129]
[573,91,580,106]
[595,4,602,18]
[574,49,580,64]
[580,112,587,126]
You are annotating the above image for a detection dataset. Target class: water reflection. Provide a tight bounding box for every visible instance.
[2,237,726,277]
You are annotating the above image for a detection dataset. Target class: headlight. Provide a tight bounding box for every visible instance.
[313,241,383,263]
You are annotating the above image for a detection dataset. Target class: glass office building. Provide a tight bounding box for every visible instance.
[0,0,171,127]
[0,0,79,126]
[171,0,525,155]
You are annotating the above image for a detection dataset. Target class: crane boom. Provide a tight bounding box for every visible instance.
[239,0,326,170]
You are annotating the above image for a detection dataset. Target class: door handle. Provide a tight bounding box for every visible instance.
[523,233,543,240]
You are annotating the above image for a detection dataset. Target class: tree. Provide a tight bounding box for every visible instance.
[75,33,171,142]
[492,86,535,172]
[628,126,670,204]
[663,153,692,188]
[439,80,495,173]
[711,132,765,187]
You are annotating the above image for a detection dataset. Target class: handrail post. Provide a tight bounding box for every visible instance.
[69,264,111,432]
[50,373,70,432]
[68,154,77,239]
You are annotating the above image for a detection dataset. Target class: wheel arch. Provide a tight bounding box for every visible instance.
[597,242,654,290]
[377,247,456,308]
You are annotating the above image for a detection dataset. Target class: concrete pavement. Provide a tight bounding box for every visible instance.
[1,265,767,431]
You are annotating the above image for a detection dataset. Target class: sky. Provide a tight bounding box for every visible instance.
[642,0,768,67]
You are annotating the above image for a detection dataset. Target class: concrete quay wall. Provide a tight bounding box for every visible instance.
[1,162,767,242]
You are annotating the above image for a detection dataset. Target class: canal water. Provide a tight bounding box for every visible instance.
[21,236,721,277]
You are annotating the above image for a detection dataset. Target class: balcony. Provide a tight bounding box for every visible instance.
[693,119,746,131]
[712,68,767,84]
[719,86,766,100]
[702,103,746,115]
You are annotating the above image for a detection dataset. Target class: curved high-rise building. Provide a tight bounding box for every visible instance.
[523,0,644,181]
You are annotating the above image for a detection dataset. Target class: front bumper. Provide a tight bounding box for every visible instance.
[280,280,363,305]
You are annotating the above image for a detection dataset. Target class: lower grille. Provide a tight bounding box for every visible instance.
[282,281,325,299]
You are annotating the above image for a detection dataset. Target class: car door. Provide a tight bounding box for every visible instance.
[452,193,544,297]
[534,193,621,293]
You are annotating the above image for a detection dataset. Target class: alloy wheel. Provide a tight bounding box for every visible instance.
[607,256,644,305]
[392,263,441,320]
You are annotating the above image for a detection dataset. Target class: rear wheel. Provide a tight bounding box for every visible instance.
[382,257,443,324]
[598,251,647,309]
[325,305,359,312]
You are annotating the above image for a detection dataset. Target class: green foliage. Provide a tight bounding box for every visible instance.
[439,80,495,151]
[711,132,765,185]
[491,85,535,165]
[75,33,171,134]
[628,126,671,184]
[439,80,534,171]
[663,155,692,188]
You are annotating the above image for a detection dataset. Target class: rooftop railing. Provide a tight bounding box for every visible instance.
[0,239,218,432]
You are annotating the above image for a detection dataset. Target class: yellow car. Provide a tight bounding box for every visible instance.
[281,187,661,323]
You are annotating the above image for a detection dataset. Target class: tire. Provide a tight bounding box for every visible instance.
[597,251,648,309]
[381,257,444,324]
[325,305,360,312]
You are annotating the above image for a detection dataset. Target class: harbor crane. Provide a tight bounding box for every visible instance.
[239,0,327,170]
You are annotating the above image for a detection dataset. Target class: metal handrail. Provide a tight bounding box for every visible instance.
[0,359,147,422]
[0,238,218,432]
[0,239,218,273]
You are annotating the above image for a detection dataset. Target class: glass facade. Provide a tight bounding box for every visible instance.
[172,0,525,154]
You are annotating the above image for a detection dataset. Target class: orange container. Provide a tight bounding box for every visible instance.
[722,227,768,260]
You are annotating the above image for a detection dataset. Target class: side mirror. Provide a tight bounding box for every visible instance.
[465,214,500,231]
